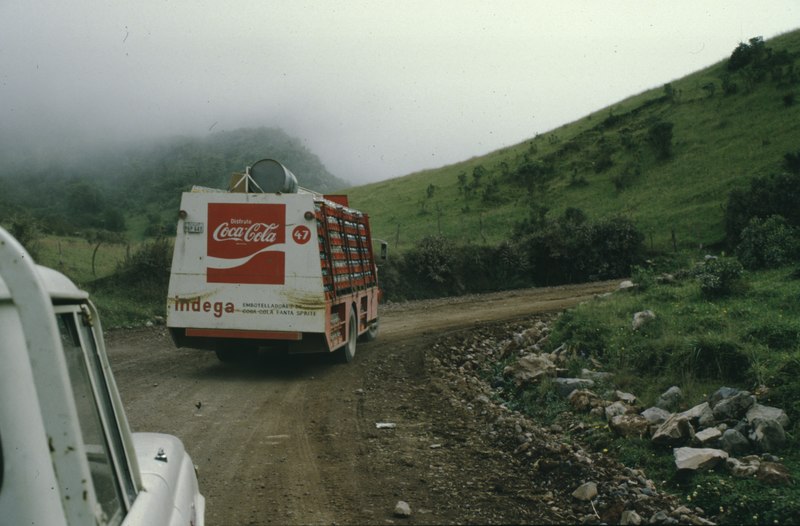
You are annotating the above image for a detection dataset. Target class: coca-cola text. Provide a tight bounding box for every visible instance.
[206,203,286,285]
[212,222,279,243]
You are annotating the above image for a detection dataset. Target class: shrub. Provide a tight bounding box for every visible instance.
[522,214,644,285]
[451,244,493,293]
[490,241,529,288]
[687,470,800,525]
[620,336,678,378]
[511,160,554,191]
[481,177,504,204]
[601,112,622,129]
[112,237,174,299]
[619,128,637,150]
[728,37,767,72]
[581,217,646,280]
[593,145,614,173]
[376,253,407,301]
[745,321,800,351]
[736,215,800,269]
[562,207,587,226]
[471,165,487,188]
[611,163,641,192]
[724,172,800,245]
[692,257,744,297]
[721,74,739,95]
[646,120,674,160]
[7,214,43,260]
[404,235,460,296]
[101,208,126,232]
[675,335,749,382]
[381,239,535,301]
[630,265,657,291]
[547,308,610,358]
[767,358,800,427]
[784,150,800,174]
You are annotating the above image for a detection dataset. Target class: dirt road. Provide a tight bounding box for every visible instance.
[107,281,620,525]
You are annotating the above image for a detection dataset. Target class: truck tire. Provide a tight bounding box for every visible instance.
[359,318,379,342]
[338,313,357,363]
[215,349,237,363]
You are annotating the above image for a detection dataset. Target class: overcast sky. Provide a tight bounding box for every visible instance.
[1,1,798,184]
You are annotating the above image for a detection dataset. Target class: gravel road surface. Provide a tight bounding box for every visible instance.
[107,281,620,525]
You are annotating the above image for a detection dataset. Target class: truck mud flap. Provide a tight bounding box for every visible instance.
[287,333,329,355]
[169,327,307,352]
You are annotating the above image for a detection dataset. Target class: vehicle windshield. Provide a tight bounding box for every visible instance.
[57,308,134,525]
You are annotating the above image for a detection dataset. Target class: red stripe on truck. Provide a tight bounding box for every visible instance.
[185,328,303,340]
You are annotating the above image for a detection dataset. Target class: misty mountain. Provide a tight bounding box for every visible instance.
[0,127,347,234]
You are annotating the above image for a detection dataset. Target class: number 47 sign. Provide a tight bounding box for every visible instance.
[292,225,311,244]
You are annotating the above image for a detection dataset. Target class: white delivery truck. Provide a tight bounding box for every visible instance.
[167,159,382,363]
[0,226,205,526]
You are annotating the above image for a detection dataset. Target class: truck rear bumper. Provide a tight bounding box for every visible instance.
[168,327,327,354]
[185,328,302,341]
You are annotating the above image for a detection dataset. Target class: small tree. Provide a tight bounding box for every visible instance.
[721,74,739,96]
[86,229,126,277]
[663,83,676,102]
[728,36,767,72]
[611,163,641,192]
[647,120,674,160]
[471,164,487,189]
[8,215,42,260]
[724,172,800,245]
[456,172,468,195]
[593,144,614,173]
[481,177,503,204]
[425,183,436,199]
[784,150,800,174]
[102,208,127,232]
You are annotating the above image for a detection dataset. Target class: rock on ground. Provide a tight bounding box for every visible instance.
[674,447,728,471]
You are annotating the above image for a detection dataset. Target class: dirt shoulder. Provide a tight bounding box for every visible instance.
[107,280,683,525]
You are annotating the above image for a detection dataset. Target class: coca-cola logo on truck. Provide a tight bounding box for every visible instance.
[207,203,286,284]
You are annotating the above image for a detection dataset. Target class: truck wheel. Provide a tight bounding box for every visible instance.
[215,349,237,363]
[338,314,357,363]
[359,318,379,342]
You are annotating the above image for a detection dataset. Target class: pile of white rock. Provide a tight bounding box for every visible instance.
[566,384,792,485]
[496,313,792,487]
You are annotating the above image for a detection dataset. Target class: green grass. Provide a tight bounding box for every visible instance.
[89,288,165,329]
[580,430,800,524]
[684,463,800,524]
[36,235,130,286]
[31,234,162,328]
[546,265,800,415]
[496,262,800,524]
[347,30,800,253]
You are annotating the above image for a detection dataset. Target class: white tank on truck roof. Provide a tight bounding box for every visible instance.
[229,158,299,194]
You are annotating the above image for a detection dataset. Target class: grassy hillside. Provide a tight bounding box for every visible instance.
[347,30,800,253]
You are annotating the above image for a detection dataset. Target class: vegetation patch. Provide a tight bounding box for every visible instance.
[88,237,173,328]
[493,263,800,524]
